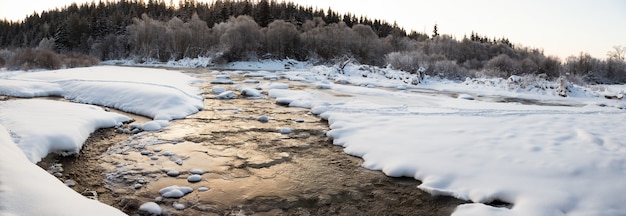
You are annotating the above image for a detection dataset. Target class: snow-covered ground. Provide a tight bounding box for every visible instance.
[1,61,626,215]
[0,66,204,215]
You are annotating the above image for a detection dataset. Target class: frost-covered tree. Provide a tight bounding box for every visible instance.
[127,14,170,61]
[218,15,262,61]
[262,20,301,59]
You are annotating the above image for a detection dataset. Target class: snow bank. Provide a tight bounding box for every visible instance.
[0,99,131,163]
[270,83,626,216]
[218,59,307,71]
[0,125,126,216]
[4,66,204,120]
[0,66,206,215]
[103,56,213,68]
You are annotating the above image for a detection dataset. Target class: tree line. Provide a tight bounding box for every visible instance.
[0,0,624,83]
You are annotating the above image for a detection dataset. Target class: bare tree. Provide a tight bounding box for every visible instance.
[607,45,625,62]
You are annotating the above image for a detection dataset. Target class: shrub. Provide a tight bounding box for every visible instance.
[538,56,561,78]
[62,52,100,68]
[7,49,62,70]
[484,54,520,77]
[6,49,99,70]
[431,60,469,80]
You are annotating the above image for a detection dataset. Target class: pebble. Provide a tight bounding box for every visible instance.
[198,187,210,192]
[187,174,202,183]
[280,128,292,134]
[295,119,305,123]
[153,148,162,152]
[162,151,174,156]
[244,79,260,84]
[173,203,186,210]
[212,87,226,94]
[190,169,204,175]
[64,179,76,187]
[175,159,183,165]
[134,184,142,189]
[167,170,180,177]
[138,202,162,215]
[140,150,151,155]
[150,156,159,160]
[257,115,270,123]
[210,79,234,85]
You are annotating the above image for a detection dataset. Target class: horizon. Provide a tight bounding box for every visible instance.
[1,0,624,60]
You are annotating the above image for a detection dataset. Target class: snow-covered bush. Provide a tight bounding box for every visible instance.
[431,60,468,80]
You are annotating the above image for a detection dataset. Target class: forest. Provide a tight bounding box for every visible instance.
[0,0,625,84]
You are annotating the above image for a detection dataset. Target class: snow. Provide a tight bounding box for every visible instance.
[135,120,170,131]
[216,91,235,99]
[268,73,626,215]
[2,66,204,120]
[2,60,626,215]
[240,88,263,98]
[0,99,131,163]
[0,66,205,215]
[173,203,185,210]
[138,202,162,215]
[159,185,193,198]
[0,125,126,216]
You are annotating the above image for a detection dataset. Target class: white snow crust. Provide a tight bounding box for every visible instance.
[0,66,205,215]
[0,125,126,216]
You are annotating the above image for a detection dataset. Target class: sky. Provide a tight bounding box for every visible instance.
[1,0,624,60]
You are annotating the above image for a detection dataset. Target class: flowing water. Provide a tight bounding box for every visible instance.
[38,68,467,216]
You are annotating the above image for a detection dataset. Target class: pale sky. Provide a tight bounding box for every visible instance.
[1,0,625,60]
